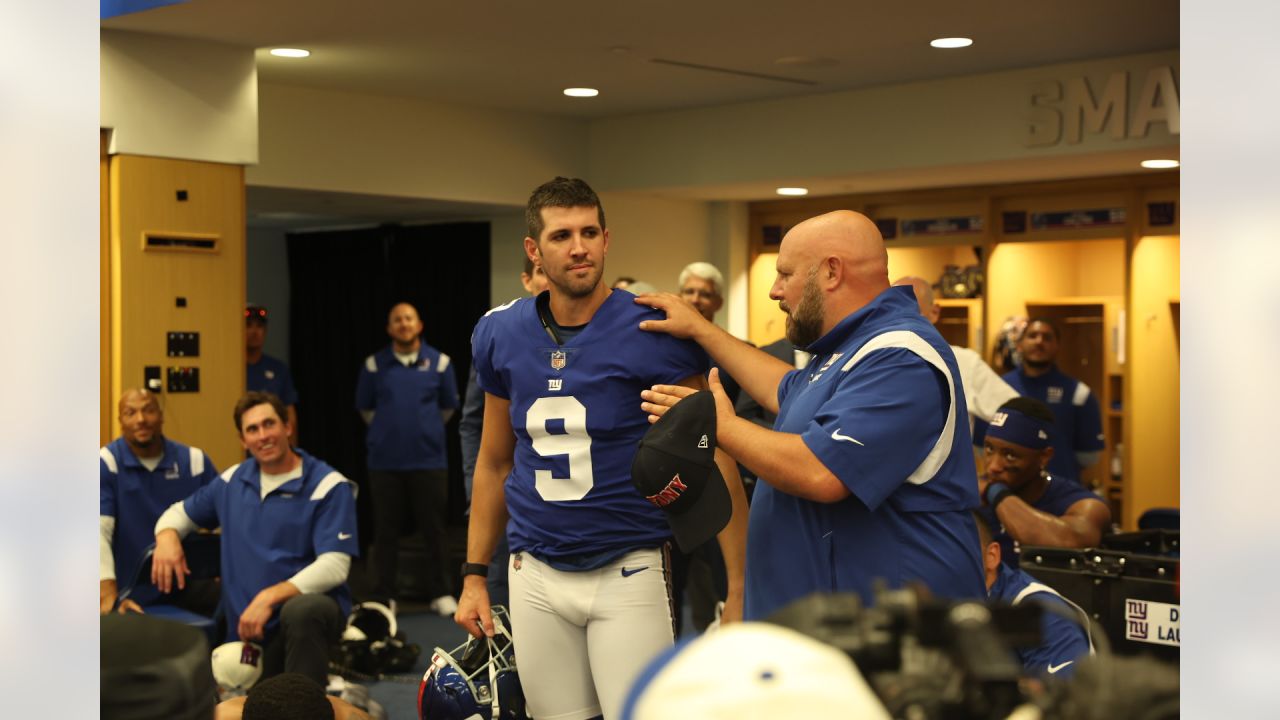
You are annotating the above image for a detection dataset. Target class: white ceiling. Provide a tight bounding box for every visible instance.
[105,0,1178,118]
[104,0,1179,225]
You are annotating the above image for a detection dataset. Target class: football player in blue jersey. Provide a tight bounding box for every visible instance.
[456,177,748,720]
[1000,319,1106,484]
[977,396,1111,565]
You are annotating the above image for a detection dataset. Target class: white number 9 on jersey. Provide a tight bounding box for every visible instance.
[525,396,594,501]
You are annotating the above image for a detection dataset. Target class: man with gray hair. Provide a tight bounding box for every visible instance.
[678,261,742,406]
[678,262,725,323]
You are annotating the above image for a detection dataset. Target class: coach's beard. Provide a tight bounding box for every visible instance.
[785,273,825,348]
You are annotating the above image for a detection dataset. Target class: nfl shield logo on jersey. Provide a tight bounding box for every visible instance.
[550,350,567,370]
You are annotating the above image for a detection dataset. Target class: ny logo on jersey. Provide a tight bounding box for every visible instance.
[547,378,563,392]
[809,352,843,384]
[697,434,709,449]
[550,350,567,370]
[1047,386,1064,403]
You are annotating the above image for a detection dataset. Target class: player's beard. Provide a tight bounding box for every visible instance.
[785,268,825,348]
[550,263,602,299]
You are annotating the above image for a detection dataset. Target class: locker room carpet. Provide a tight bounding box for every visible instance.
[362,602,700,719]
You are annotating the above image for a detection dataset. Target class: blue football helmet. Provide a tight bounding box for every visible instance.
[419,606,528,720]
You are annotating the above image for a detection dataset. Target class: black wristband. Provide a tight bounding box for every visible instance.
[986,482,1013,511]
[460,562,489,579]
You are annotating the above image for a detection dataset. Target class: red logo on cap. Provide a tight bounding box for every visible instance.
[646,474,688,508]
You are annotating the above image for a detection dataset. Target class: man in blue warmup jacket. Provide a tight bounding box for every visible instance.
[356,301,460,615]
[639,209,985,620]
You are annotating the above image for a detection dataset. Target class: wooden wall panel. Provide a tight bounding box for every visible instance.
[109,155,245,468]
[747,252,786,345]
[986,238,1125,344]
[1127,235,1180,528]
[101,130,112,446]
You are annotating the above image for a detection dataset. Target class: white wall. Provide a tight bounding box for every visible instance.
[102,37,1175,208]
[250,82,589,206]
[587,51,1179,192]
[101,30,258,164]
[246,227,292,363]
[594,192,712,296]
[708,201,751,335]
[488,211,529,306]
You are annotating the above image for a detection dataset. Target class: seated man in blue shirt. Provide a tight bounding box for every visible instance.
[977,513,1093,679]
[100,388,219,614]
[978,397,1112,566]
[246,305,299,442]
[152,391,359,687]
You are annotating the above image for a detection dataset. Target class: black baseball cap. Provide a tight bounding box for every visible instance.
[631,390,731,552]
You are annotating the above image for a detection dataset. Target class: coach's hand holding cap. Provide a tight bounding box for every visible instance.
[632,390,731,552]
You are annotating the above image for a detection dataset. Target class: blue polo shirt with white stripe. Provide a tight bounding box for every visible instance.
[100,437,218,605]
[1001,365,1105,484]
[746,285,985,620]
[990,563,1092,678]
[181,450,359,642]
[355,341,460,470]
[247,354,298,407]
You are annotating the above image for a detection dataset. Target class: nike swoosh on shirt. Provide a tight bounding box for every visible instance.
[831,429,864,446]
[621,566,648,577]
[338,532,353,540]
[1047,660,1074,674]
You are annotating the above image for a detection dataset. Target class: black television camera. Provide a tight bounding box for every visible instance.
[767,585,1178,720]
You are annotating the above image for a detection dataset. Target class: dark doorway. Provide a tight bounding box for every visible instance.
[285,222,491,555]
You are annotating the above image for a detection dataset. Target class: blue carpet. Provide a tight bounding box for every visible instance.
[362,611,471,719]
[365,604,699,718]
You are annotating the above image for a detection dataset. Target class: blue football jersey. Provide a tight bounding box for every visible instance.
[472,290,709,559]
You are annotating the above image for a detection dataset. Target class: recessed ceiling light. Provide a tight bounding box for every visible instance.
[776,187,809,196]
[270,48,311,58]
[563,88,599,98]
[930,37,973,49]
[1140,159,1180,169]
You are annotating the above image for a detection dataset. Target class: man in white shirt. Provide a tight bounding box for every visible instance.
[895,276,1019,434]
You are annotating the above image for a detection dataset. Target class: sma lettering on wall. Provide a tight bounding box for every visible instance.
[1026,66,1179,147]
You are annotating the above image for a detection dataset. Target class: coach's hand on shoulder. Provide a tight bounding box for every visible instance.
[455,577,494,639]
[634,292,710,340]
[151,529,190,594]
